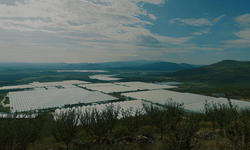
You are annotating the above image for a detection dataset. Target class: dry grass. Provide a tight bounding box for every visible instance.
[27,136,61,150]
[201,138,226,150]
[25,121,239,150]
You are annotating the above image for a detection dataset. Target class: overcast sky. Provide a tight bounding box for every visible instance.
[0,0,249,64]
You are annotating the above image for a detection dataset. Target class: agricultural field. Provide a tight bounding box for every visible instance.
[168,82,250,101]
[1,69,250,113]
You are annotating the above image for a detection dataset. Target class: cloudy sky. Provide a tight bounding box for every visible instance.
[0,0,249,64]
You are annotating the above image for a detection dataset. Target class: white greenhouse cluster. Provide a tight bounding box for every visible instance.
[57,70,109,73]
[5,80,250,114]
[78,81,177,94]
[116,82,177,90]
[0,84,35,90]
[122,90,250,113]
[0,80,90,90]
[89,74,122,81]
[54,100,148,119]
[9,88,118,113]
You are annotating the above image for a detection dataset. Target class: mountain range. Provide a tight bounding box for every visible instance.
[166,60,250,83]
[0,60,201,71]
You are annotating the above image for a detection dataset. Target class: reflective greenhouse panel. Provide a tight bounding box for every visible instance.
[9,88,118,112]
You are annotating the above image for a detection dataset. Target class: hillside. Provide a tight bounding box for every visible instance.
[0,60,197,71]
[108,61,197,71]
[166,60,250,83]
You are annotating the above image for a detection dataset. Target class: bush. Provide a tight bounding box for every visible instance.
[165,113,200,150]
[52,109,82,150]
[89,107,109,147]
[0,112,45,150]
[202,101,217,130]
[121,107,145,136]
[79,107,92,136]
[104,104,120,133]
[142,102,168,140]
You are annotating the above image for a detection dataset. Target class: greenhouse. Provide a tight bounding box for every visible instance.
[89,74,122,81]
[55,100,149,119]
[122,90,250,113]
[184,97,250,113]
[9,88,118,113]
[0,84,35,90]
[116,82,177,90]
[84,85,144,93]
[122,90,214,105]
[30,80,90,87]
[78,83,115,88]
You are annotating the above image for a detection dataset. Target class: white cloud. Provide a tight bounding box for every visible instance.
[234,13,250,27]
[132,0,165,5]
[221,14,250,48]
[0,0,162,34]
[222,28,250,48]
[200,28,211,34]
[2,0,219,63]
[193,28,211,35]
[192,32,203,35]
[157,36,194,45]
[148,14,157,21]
[0,0,166,50]
[170,15,225,26]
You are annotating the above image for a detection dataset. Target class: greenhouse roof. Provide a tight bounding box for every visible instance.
[9,88,118,112]
[122,90,214,105]
[184,97,250,113]
[116,82,177,90]
[89,75,122,81]
[85,85,144,93]
[0,84,35,90]
[78,83,115,87]
[29,80,90,87]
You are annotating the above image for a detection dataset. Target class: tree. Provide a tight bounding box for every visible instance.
[202,101,216,130]
[52,109,82,150]
[121,107,145,136]
[103,104,120,133]
[90,107,109,147]
[142,102,168,140]
[0,112,45,150]
[79,107,92,136]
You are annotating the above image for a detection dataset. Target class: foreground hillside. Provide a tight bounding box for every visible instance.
[166,60,250,83]
[1,99,250,150]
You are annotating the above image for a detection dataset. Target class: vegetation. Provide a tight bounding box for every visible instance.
[52,109,82,150]
[0,112,46,150]
[1,60,250,149]
[166,60,250,83]
[121,107,145,136]
[1,99,250,149]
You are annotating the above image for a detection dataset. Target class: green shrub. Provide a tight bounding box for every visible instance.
[104,104,120,133]
[121,107,145,136]
[89,108,109,147]
[0,112,45,150]
[52,109,82,150]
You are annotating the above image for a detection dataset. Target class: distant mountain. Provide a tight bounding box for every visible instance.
[99,59,163,67]
[139,62,193,71]
[0,60,199,71]
[166,60,250,83]
[107,61,197,71]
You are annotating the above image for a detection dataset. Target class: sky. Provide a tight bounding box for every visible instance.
[0,0,250,65]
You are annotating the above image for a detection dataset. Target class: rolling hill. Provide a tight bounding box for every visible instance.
[166,60,250,83]
[107,61,199,71]
[0,60,198,71]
